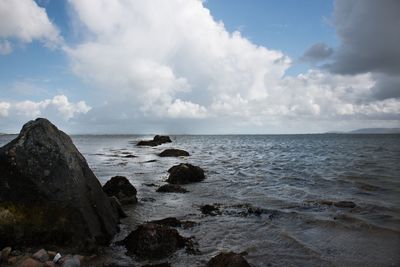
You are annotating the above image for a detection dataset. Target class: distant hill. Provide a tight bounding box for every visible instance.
[349,128,400,134]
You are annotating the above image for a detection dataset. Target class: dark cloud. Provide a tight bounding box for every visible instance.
[300,42,333,63]
[328,0,400,75]
[369,73,400,101]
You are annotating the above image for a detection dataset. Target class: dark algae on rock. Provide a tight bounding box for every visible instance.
[119,223,188,260]
[0,118,119,251]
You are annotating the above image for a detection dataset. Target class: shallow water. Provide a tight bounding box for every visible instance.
[1,134,400,266]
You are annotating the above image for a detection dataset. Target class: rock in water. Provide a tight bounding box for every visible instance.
[120,223,187,260]
[0,118,119,251]
[137,135,172,146]
[207,252,251,267]
[156,184,188,193]
[167,163,205,184]
[159,149,189,157]
[103,176,138,204]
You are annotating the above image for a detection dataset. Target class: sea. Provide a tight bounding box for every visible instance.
[1,134,399,267]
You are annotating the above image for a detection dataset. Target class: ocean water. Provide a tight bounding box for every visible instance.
[1,134,399,266]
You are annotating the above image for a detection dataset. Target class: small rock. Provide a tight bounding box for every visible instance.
[167,163,205,184]
[32,249,49,262]
[1,247,12,263]
[207,252,251,267]
[8,256,18,265]
[159,149,189,157]
[61,255,80,267]
[120,223,187,260]
[103,176,138,205]
[156,184,188,193]
[18,258,43,267]
[200,204,221,216]
[334,201,356,208]
[44,261,56,267]
[137,135,172,146]
[47,251,57,260]
[53,253,62,263]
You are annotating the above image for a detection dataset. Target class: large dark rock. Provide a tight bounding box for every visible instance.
[149,217,196,229]
[156,184,188,193]
[166,163,205,184]
[137,135,172,147]
[120,223,187,260]
[0,118,119,251]
[159,149,189,157]
[207,252,251,267]
[103,176,137,205]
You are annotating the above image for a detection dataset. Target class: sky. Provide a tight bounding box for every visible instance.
[0,0,399,134]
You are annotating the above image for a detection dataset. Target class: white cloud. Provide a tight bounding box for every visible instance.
[0,0,61,52]
[0,102,10,117]
[67,0,290,120]
[0,40,12,55]
[12,95,91,120]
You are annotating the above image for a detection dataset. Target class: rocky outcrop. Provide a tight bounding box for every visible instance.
[103,176,138,205]
[120,223,187,260]
[0,118,119,251]
[207,252,251,267]
[137,135,172,147]
[159,149,189,157]
[166,163,205,184]
[156,184,188,193]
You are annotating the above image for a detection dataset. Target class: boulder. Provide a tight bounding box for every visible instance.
[0,118,119,251]
[103,176,137,205]
[120,223,187,260]
[166,163,205,184]
[18,258,43,267]
[207,252,251,267]
[32,249,49,262]
[159,149,189,157]
[1,246,12,263]
[200,204,221,216]
[156,184,188,193]
[137,135,172,146]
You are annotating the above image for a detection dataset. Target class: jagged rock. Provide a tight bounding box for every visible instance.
[159,149,189,157]
[0,118,119,251]
[103,176,137,205]
[149,217,196,229]
[156,184,188,193]
[137,135,172,147]
[207,252,251,267]
[166,163,205,184]
[120,223,187,260]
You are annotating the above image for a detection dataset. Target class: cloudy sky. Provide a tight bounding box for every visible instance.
[0,0,399,134]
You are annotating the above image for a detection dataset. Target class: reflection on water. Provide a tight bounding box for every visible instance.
[1,134,399,266]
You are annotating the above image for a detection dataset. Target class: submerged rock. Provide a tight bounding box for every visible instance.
[149,217,196,229]
[156,184,188,193]
[103,176,138,205]
[159,149,189,157]
[207,252,251,267]
[334,201,356,208]
[0,118,119,251]
[200,204,221,216]
[167,163,205,184]
[120,223,187,260]
[137,135,172,147]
